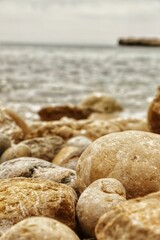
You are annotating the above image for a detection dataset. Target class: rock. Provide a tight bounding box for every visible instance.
[0,144,31,163]
[118,37,160,47]
[0,178,77,236]
[147,87,160,134]
[0,217,80,240]
[79,93,122,114]
[95,191,160,240]
[53,146,83,170]
[21,136,64,161]
[0,134,11,156]
[76,130,160,199]
[76,178,126,237]
[38,105,94,121]
[0,157,78,192]
[67,136,92,149]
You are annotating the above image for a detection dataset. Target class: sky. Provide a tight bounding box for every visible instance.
[0,0,160,45]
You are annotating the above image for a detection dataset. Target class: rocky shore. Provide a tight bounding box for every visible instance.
[118,37,160,47]
[0,91,160,239]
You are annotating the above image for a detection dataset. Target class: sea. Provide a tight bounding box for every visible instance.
[0,43,160,120]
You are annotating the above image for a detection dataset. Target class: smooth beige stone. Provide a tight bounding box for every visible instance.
[0,178,77,236]
[96,191,160,240]
[0,217,80,240]
[0,134,11,156]
[76,178,126,237]
[0,144,31,163]
[53,146,83,170]
[79,93,122,113]
[77,130,160,199]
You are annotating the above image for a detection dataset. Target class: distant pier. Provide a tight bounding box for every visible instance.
[118,37,160,47]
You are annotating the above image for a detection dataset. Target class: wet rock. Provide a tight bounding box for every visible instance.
[0,144,31,163]
[79,93,122,114]
[0,178,77,236]
[77,130,160,199]
[0,157,78,191]
[96,191,160,240]
[76,178,126,238]
[22,136,64,161]
[148,87,160,134]
[0,134,11,156]
[53,146,83,170]
[38,105,94,121]
[0,217,80,240]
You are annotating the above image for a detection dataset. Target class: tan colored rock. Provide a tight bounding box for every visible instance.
[67,136,92,149]
[96,191,160,240]
[0,144,31,163]
[79,93,122,113]
[76,178,126,237]
[0,217,80,240]
[0,134,11,156]
[0,157,78,192]
[38,104,94,121]
[0,178,77,236]
[147,87,160,134]
[53,146,83,170]
[77,130,160,199]
[119,37,160,47]
[22,136,64,161]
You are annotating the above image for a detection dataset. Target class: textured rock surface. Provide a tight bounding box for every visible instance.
[96,191,160,240]
[0,178,77,236]
[67,136,92,149]
[0,134,11,156]
[76,178,126,237]
[77,130,160,198]
[0,157,77,191]
[0,144,31,163]
[0,217,80,240]
[22,136,64,161]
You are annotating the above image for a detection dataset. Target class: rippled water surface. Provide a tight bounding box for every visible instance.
[0,43,160,119]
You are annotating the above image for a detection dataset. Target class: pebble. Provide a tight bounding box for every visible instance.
[0,134,11,156]
[76,178,126,237]
[0,144,31,163]
[0,217,80,240]
[21,136,64,161]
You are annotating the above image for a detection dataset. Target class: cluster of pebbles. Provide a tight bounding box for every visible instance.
[0,91,160,239]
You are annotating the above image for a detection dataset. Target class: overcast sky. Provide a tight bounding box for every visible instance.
[0,0,160,45]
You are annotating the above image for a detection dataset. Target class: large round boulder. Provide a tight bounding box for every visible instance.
[77,131,160,199]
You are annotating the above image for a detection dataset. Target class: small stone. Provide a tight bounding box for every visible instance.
[0,217,80,240]
[77,130,160,199]
[0,134,11,156]
[22,136,64,161]
[67,136,92,149]
[76,178,126,237]
[79,93,122,114]
[0,144,31,163]
[38,105,93,121]
[0,178,77,236]
[53,146,83,170]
